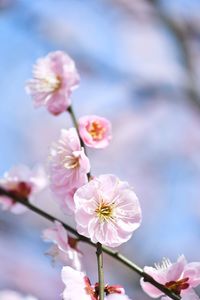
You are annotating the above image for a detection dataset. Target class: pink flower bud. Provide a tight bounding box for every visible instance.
[78,115,112,149]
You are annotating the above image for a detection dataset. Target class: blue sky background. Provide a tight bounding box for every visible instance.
[1,0,200,299]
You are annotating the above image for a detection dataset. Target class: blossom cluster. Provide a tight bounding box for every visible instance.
[0,50,200,299]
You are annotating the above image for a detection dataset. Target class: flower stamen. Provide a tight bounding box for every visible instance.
[32,68,62,94]
[155,257,172,270]
[87,121,106,141]
[95,202,114,222]
[63,155,79,169]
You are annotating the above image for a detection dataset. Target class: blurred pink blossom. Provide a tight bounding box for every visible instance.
[26,51,79,115]
[141,255,200,299]
[78,115,112,149]
[74,174,142,247]
[42,221,82,270]
[0,164,47,214]
[48,128,90,213]
[0,290,37,300]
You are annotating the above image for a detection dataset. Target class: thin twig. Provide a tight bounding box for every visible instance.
[67,106,83,145]
[96,242,104,300]
[67,105,91,180]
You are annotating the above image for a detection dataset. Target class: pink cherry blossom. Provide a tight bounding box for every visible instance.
[140,255,200,299]
[74,174,142,247]
[0,290,37,300]
[49,128,90,214]
[42,221,82,270]
[26,51,79,115]
[78,115,112,149]
[0,165,47,214]
[61,266,96,300]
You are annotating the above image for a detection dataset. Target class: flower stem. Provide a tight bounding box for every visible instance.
[0,187,181,300]
[67,105,84,147]
[67,105,91,180]
[96,242,104,300]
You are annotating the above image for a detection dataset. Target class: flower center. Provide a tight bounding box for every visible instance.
[41,75,61,92]
[95,202,114,221]
[165,277,189,295]
[63,155,79,169]
[36,73,61,94]
[87,121,105,141]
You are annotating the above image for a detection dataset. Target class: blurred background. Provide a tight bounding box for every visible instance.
[0,0,200,299]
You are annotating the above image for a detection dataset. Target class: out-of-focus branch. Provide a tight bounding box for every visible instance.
[147,0,200,110]
[107,0,200,111]
[0,186,181,300]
